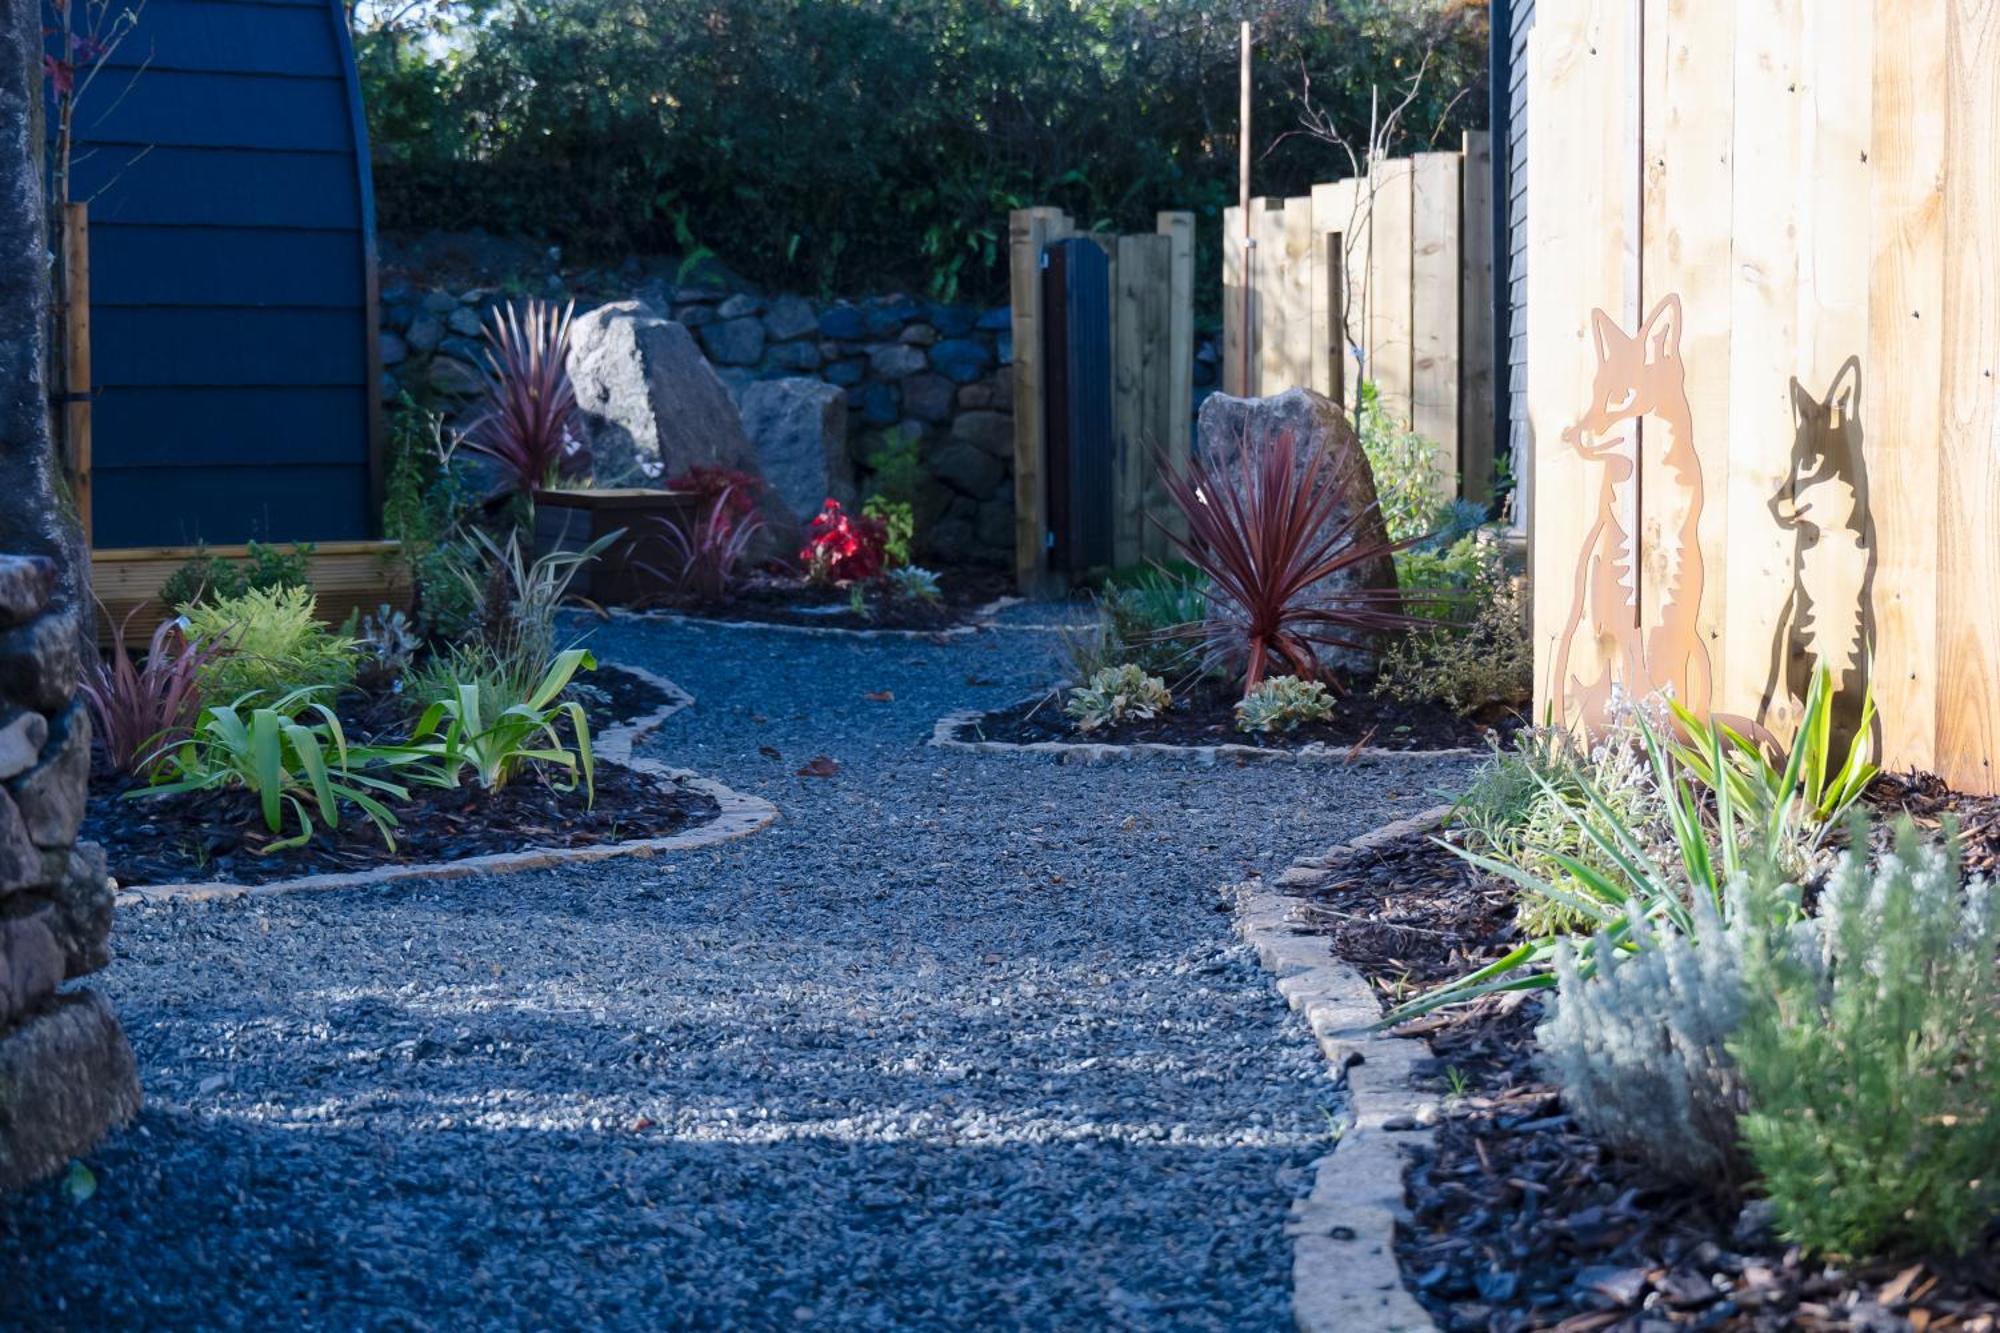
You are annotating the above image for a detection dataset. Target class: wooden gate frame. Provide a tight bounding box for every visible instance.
[1008,208,1195,595]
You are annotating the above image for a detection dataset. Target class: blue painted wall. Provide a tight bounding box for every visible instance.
[60,0,380,548]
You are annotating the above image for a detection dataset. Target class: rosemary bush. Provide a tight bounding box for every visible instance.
[1732,822,2000,1258]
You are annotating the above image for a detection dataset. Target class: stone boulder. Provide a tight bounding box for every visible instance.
[566,301,799,540]
[739,379,854,522]
[1194,387,1398,671]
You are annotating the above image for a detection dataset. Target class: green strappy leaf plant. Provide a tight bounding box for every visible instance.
[408,648,597,800]
[136,690,411,853]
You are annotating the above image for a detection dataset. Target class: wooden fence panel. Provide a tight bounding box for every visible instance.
[1314,176,1368,407]
[1936,0,2000,790]
[1011,209,1192,589]
[1527,1,1641,729]
[1412,151,1462,496]
[1222,205,1248,397]
[1368,159,1416,423]
[1644,0,1737,721]
[1528,0,2000,790]
[1866,0,1946,772]
[1113,233,1173,569]
[1719,1,1805,732]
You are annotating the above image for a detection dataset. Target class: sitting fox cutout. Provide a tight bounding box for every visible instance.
[1551,294,1712,731]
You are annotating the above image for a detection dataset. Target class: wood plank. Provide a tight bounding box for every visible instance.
[1222,205,1247,397]
[1787,2,1876,745]
[1009,207,1059,593]
[1411,151,1462,497]
[1313,177,1368,410]
[1936,0,2000,791]
[1278,197,1317,393]
[1112,234,1159,568]
[1154,211,1196,555]
[1720,0,1805,733]
[1645,0,1737,724]
[1866,0,1947,774]
[1251,197,1289,395]
[62,204,92,547]
[1526,1,1642,730]
[1367,157,1415,424]
[1459,131,1496,503]
[92,541,410,647]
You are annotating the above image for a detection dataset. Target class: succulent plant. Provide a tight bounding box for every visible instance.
[1233,675,1335,734]
[1065,664,1171,735]
[885,565,942,604]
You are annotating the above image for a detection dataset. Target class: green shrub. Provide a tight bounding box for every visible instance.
[182,585,356,705]
[1453,720,1670,939]
[158,540,315,612]
[864,496,916,568]
[357,0,1486,299]
[408,648,597,797]
[1374,566,1533,717]
[382,395,484,639]
[1233,675,1335,734]
[1733,821,2000,1258]
[1065,664,1171,734]
[1057,571,1207,684]
[1357,380,1448,544]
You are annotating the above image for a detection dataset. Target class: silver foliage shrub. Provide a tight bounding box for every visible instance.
[1536,882,1754,1185]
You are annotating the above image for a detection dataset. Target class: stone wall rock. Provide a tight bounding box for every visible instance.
[739,378,854,521]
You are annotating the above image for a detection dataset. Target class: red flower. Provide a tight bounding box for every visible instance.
[801,499,886,584]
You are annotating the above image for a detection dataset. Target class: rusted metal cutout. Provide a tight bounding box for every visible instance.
[1550,294,1712,731]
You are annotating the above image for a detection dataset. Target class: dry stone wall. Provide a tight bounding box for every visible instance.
[0,0,140,1193]
[382,284,1022,566]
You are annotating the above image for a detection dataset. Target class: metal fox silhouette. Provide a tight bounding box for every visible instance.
[1551,294,1712,731]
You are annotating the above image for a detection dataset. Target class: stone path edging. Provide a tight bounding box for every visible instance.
[112,662,778,908]
[1234,804,1454,1333]
[930,699,1481,766]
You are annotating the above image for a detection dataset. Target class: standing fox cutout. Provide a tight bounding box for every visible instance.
[1551,294,1712,731]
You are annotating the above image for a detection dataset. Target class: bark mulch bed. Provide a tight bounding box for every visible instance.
[973,675,1521,753]
[1289,825,2000,1333]
[645,567,1012,632]
[86,664,720,889]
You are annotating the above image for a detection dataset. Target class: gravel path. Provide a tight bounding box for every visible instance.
[2,610,1473,1331]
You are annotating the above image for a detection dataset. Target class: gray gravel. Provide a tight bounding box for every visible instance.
[1,610,1473,1331]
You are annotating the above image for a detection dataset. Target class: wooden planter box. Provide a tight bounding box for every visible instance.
[533,488,702,606]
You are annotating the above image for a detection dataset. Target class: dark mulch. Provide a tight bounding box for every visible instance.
[86,664,720,888]
[973,675,1521,752]
[1291,827,2000,1333]
[648,567,1012,631]
[1868,769,2000,876]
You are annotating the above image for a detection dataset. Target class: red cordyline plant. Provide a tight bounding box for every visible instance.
[1157,428,1425,694]
[665,466,763,522]
[80,605,220,776]
[648,487,766,605]
[801,499,887,584]
[466,298,586,496]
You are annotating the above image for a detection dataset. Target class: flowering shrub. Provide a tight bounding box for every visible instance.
[666,466,763,522]
[801,499,887,584]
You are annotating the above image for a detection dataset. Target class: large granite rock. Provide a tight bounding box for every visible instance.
[1194,387,1397,671]
[738,378,854,521]
[566,301,798,541]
